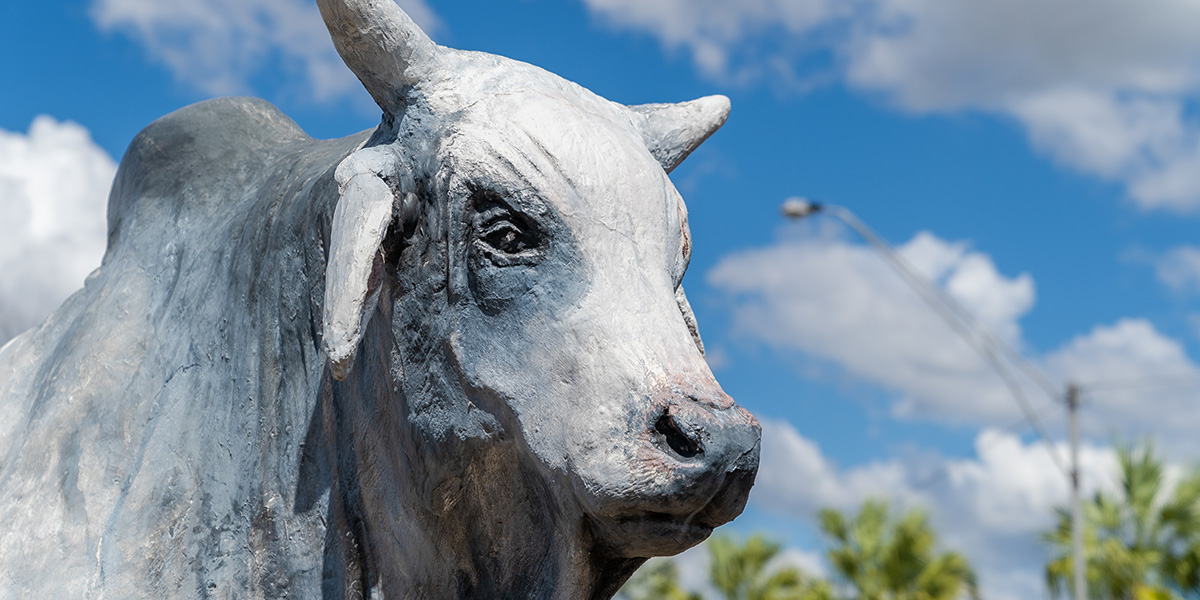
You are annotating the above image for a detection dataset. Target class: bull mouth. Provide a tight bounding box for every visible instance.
[593,511,717,557]
[589,446,759,557]
[619,509,724,531]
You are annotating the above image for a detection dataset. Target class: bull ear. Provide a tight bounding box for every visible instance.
[675,286,705,357]
[317,0,440,115]
[629,95,731,173]
[323,146,413,381]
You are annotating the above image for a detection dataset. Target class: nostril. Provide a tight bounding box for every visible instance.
[655,413,702,458]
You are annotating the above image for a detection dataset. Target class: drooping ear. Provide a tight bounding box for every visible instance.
[323,145,416,381]
[317,0,441,115]
[628,95,731,173]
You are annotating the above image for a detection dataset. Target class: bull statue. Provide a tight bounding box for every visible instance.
[0,1,760,598]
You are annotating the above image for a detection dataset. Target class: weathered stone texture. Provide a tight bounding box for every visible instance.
[0,2,759,598]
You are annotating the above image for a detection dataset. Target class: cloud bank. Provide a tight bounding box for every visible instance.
[708,227,1200,447]
[582,0,1200,210]
[752,418,1117,600]
[0,117,115,347]
[90,0,439,101]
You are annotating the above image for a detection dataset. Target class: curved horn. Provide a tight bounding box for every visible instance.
[317,0,440,115]
[629,95,731,173]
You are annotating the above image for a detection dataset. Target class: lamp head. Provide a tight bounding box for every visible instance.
[781,197,822,219]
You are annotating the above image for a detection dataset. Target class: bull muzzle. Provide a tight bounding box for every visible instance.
[648,382,760,526]
[590,379,760,557]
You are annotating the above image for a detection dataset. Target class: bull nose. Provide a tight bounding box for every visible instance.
[650,387,761,525]
[651,391,759,465]
[655,410,703,458]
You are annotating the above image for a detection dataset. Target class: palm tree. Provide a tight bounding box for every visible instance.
[617,534,833,600]
[817,499,979,600]
[617,559,702,600]
[707,533,834,600]
[1044,442,1200,600]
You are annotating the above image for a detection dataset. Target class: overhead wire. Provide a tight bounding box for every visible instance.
[825,205,1070,478]
[827,206,1062,398]
[1077,373,1200,393]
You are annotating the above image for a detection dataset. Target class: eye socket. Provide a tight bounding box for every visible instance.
[471,191,545,265]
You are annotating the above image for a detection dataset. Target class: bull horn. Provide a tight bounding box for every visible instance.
[628,95,731,173]
[317,0,440,115]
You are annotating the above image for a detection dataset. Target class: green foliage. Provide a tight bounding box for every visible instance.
[618,501,977,600]
[1043,442,1200,600]
[618,559,703,600]
[817,499,979,600]
[616,534,833,600]
[707,533,835,600]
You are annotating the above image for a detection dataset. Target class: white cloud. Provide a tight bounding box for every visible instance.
[579,0,1200,210]
[1156,245,1200,293]
[1044,319,1200,448]
[752,418,915,515]
[843,0,1200,111]
[709,228,1200,447]
[708,228,1037,425]
[0,117,115,347]
[752,419,1116,537]
[752,418,1117,600]
[849,0,1200,211]
[90,0,439,101]
[582,0,844,79]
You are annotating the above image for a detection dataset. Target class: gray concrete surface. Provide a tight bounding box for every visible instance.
[0,1,760,597]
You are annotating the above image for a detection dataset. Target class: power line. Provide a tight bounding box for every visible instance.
[784,199,1100,596]
[812,204,1070,478]
[1078,373,1200,393]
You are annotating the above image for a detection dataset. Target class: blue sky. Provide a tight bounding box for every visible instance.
[3,0,1200,597]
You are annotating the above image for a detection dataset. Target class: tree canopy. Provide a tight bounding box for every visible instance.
[1044,442,1200,600]
[618,499,977,600]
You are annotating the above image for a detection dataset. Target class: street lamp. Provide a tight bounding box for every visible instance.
[781,197,1086,600]
[780,197,822,219]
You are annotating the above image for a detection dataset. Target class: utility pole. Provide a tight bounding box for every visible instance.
[1069,383,1086,600]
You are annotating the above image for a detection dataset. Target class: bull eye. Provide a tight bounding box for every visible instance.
[471,191,545,265]
[481,219,535,255]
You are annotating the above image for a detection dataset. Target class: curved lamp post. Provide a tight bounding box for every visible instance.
[781,197,1086,600]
